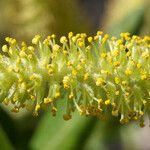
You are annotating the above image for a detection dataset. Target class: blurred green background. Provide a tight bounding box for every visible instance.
[0,0,150,150]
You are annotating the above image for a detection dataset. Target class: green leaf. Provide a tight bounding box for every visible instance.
[0,126,14,150]
[107,5,147,36]
[29,99,96,150]
[82,122,105,150]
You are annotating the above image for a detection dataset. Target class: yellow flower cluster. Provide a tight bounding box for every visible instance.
[0,32,150,126]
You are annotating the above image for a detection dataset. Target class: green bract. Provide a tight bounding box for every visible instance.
[0,32,150,126]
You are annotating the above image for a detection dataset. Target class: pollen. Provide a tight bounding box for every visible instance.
[63,76,70,89]
[97,31,103,36]
[5,37,10,42]
[122,81,127,85]
[141,74,147,80]
[112,110,119,116]
[63,114,71,121]
[10,39,17,45]
[72,69,77,76]
[52,107,57,113]
[48,68,53,75]
[94,35,99,41]
[84,73,90,81]
[69,92,74,99]
[142,51,149,59]
[11,107,19,113]
[88,37,93,43]
[80,58,85,64]
[53,44,60,52]
[111,50,119,56]
[44,98,53,104]
[115,77,120,84]
[68,32,73,38]
[137,63,142,68]
[142,100,147,106]
[113,61,120,67]
[3,98,9,105]
[32,35,40,45]
[55,92,60,98]
[125,68,132,76]
[98,99,103,104]
[35,104,40,111]
[19,51,26,57]
[51,34,56,39]
[31,95,36,101]
[115,91,120,96]
[105,99,111,105]
[96,78,106,86]
[100,53,107,58]
[60,36,67,43]
[2,45,8,52]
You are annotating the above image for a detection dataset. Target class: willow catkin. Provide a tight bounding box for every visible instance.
[0,32,150,126]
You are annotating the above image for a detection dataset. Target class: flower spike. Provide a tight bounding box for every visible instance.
[0,32,150,126]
